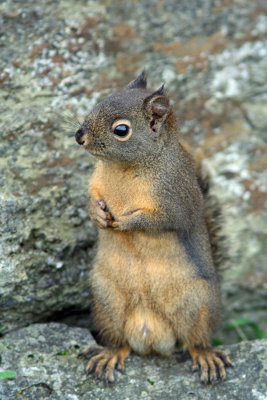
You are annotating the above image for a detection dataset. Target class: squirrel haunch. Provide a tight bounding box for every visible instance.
[76,71,232,384]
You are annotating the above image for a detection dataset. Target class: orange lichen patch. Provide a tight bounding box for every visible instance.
[154,32,226,73]
[11,59,20,68]
[52,54,66,63]
[0,71,11,86]
[12,192,22,197]
[175,60,188,74]
[215,0,234,12]
[42,156,76,168]
[95,72,118,91]
[180,94,208,121]
[103,38,123,56]
[114,52,143,74]
[249,5,267,18]
[12,11,20,17]
[25,175,56,194]
[112,23,134,40]
[49,75,60,89]
[70,86,87,97]
[44,134,56,150]
[249,153,267,172]
[5,132,16,141]
[67,41,84,54]
[179,98,243,132]
[38,67,51,76]
[70,72,119,98]
[176,56,209,73]
[29,43,49,59]
[249,189,266,214]
[178,98,245,150]
[201,119,249,155]
[70,72,126,99]
[235,33,267,46]
[76,16,98,38]
[154,31,226,60]
[176,59,209,74]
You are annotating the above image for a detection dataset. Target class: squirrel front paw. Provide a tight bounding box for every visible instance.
[109,209,141,231]
[109,216,128,230]
[90,199,114,229]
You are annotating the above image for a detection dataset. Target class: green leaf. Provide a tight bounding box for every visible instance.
[56,351,68,356]
[212,337,223,346]
[147,378,155,385]
[225,318,266,339]
[225,318,253,329]
[0,370,16,379]
[246,322,266,339]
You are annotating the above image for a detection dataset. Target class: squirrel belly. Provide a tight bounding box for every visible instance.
[91,227,208,356]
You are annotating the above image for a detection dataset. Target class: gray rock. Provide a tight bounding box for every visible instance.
[0,323,266,400]
[0,2,98,332]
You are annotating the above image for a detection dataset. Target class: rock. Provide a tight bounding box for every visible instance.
[0,1,99,332]
[0,323,266,400]
[0,0,266,342]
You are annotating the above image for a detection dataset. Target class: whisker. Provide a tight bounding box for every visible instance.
[60,110,84,137]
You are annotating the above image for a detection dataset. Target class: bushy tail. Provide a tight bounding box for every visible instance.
[196,165,229,270]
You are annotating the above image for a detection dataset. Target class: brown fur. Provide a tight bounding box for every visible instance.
[76,71,232,384]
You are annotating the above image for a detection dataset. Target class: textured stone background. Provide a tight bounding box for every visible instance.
[0,323,266,400]
[0,0,267,398]
[0,0,266,338]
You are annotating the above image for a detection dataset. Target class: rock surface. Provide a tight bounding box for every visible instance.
[0,0,266,342]
[0,323,266,400]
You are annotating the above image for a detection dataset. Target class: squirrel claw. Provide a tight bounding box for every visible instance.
[189,347,233,385]
[80,345,130,383]
[97,199,106,210]
[91,199,114,229]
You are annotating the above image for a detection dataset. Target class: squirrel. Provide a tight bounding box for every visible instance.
[75,71,232,385]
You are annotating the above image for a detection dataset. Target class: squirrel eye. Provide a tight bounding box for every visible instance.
[114,124,129,137]
[112,119,132,141]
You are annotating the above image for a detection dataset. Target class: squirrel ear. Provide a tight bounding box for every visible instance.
[144,84,170,134]
[126,70,147,90]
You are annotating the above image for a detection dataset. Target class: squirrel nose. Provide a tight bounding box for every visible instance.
[75,127,85,145]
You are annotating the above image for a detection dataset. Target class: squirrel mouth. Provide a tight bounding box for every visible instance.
[84,145,106,158]
[86,140,106,155]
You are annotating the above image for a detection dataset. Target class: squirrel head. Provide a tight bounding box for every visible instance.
[75,71,178,163]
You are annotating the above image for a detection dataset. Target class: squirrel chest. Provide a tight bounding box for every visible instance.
[89,159,155,217]
[89,160,195,355]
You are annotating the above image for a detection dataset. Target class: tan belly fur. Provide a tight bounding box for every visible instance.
[93,229,196,355]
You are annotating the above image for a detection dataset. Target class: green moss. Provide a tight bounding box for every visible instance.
[0,370,16,379]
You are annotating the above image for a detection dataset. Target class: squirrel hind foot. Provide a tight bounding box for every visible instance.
[79,345,130,383]
[189,346,233,385]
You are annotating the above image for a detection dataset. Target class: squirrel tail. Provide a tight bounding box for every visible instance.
[196,163,229,270]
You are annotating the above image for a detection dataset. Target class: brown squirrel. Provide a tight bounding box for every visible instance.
[75,71,232,385]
